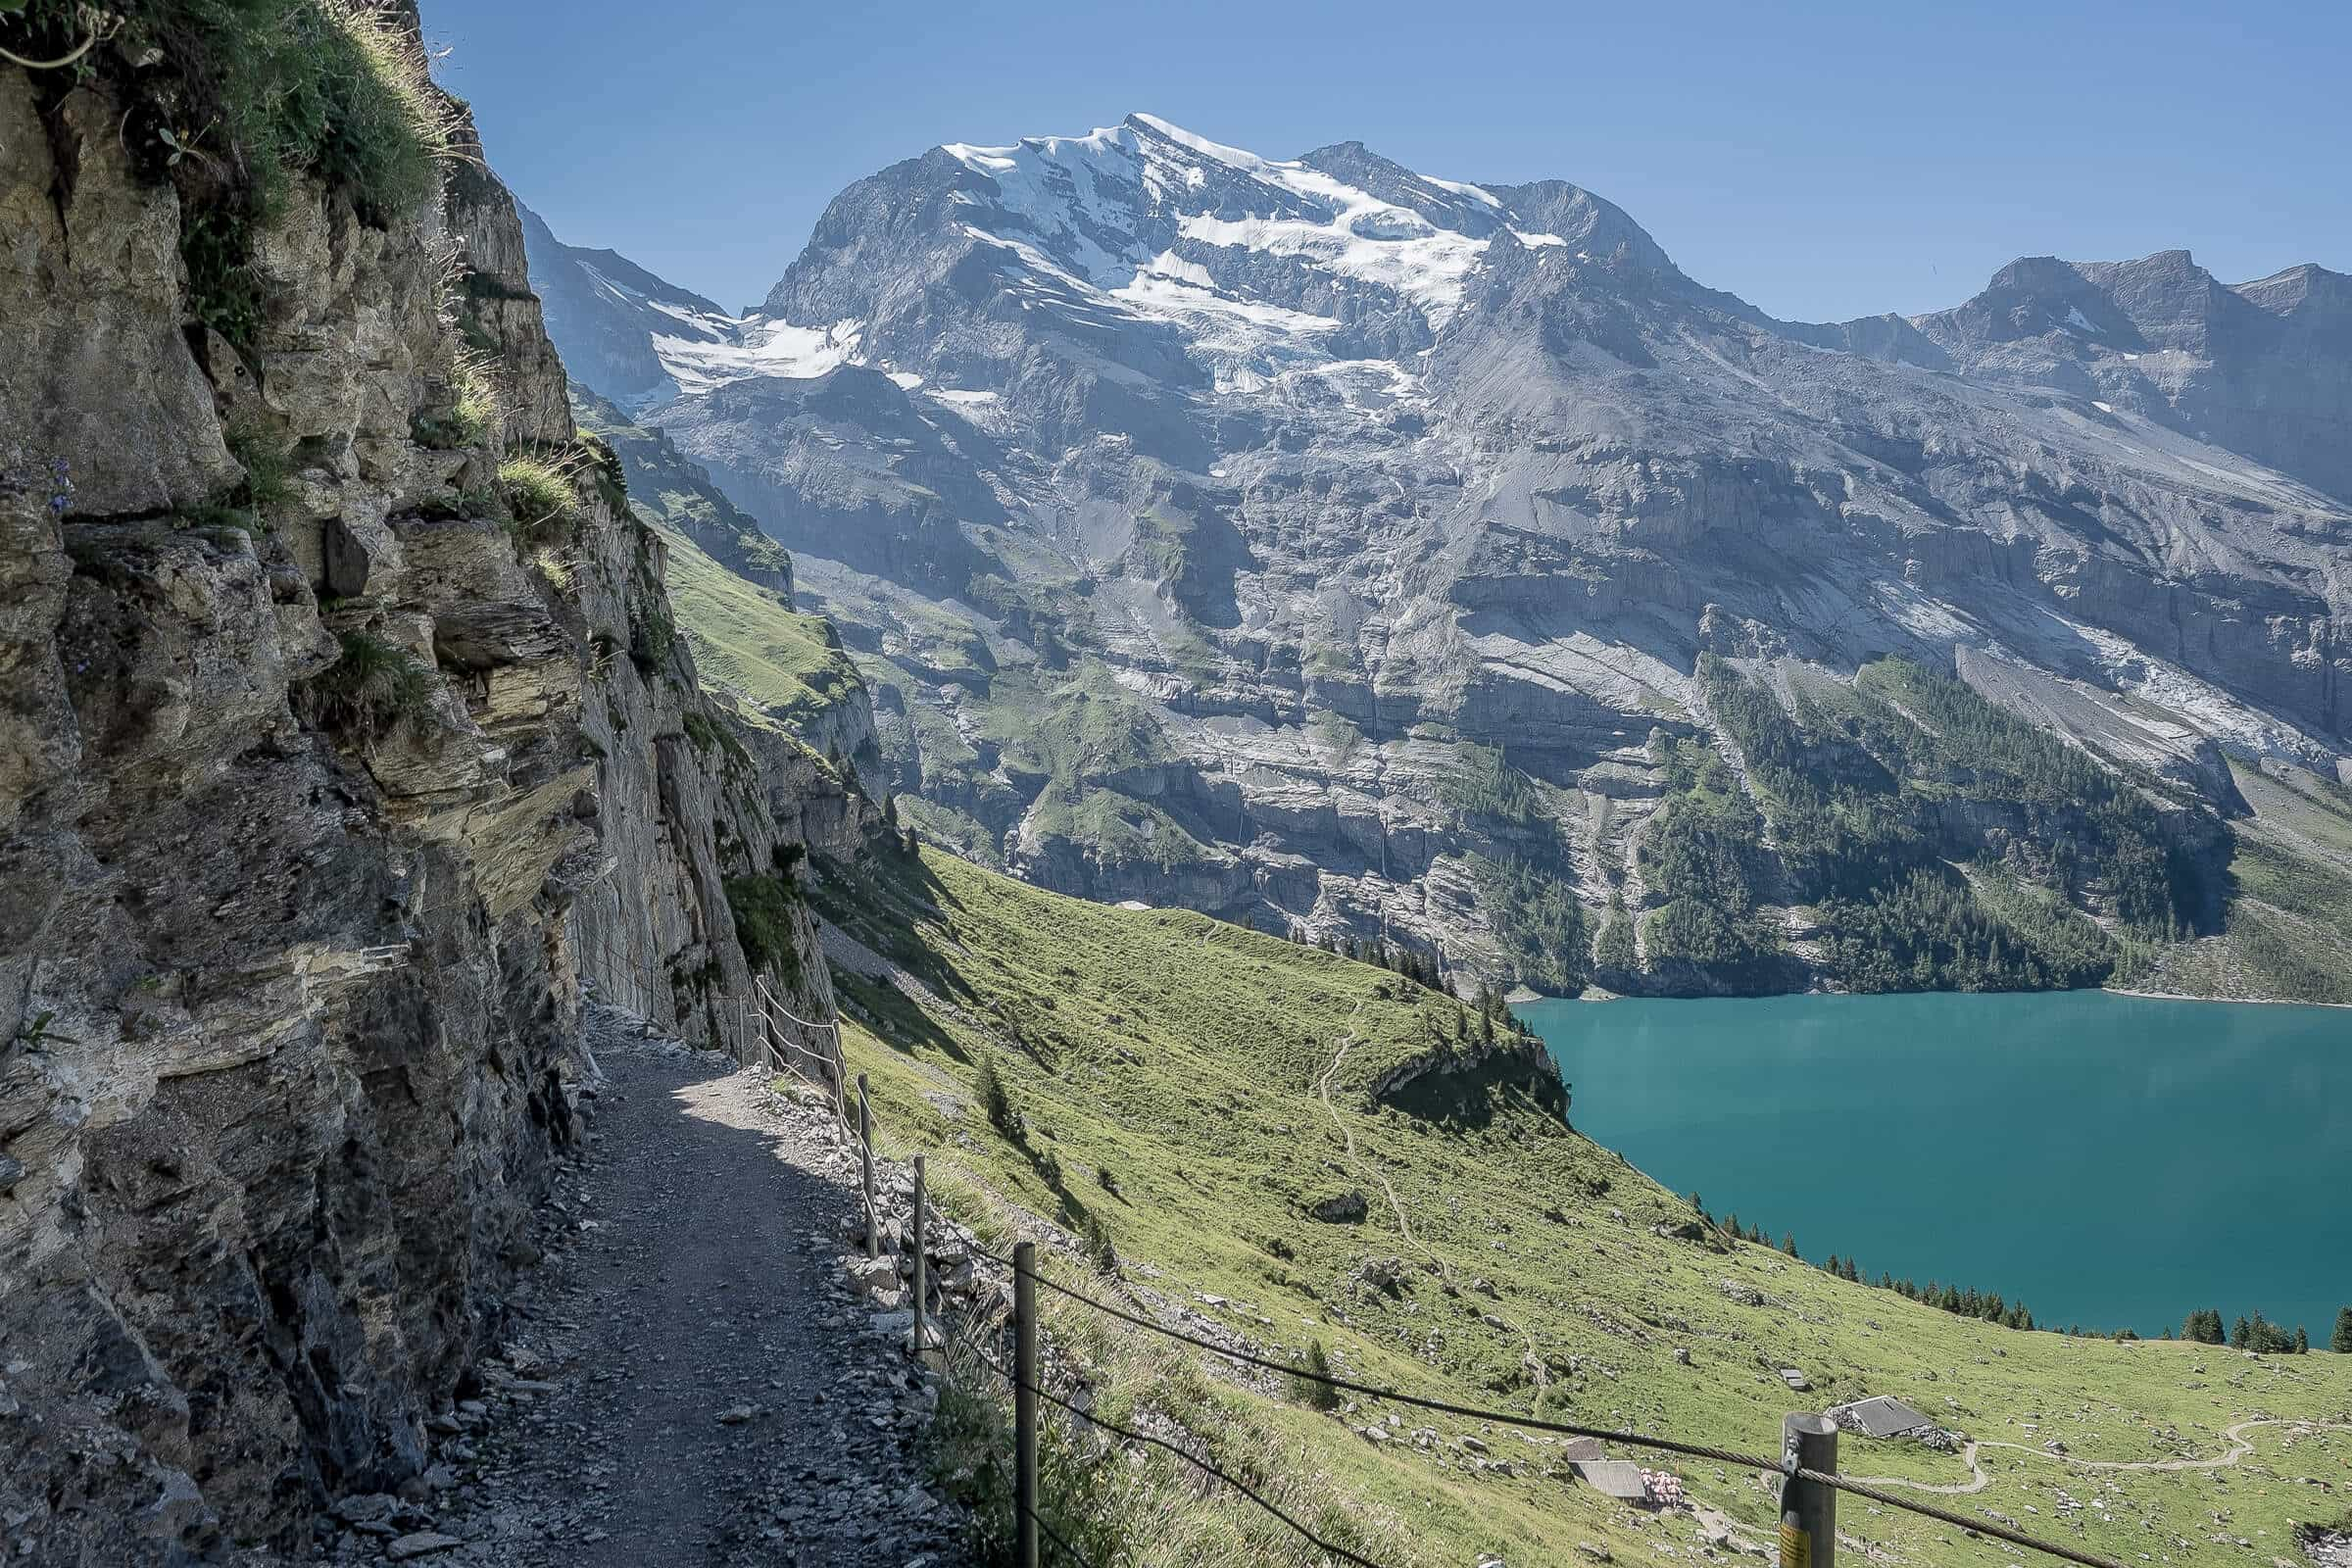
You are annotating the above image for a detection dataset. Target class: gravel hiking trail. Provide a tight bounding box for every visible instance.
[294,1006,968,1568]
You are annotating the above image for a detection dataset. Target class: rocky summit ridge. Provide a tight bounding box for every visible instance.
[523,113,2352,999]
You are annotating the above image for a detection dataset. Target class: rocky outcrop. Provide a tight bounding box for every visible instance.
[0,23,864,1562]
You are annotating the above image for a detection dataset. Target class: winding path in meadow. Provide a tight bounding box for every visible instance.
[1316,1014,1550,1396]
[1842,1416,2352,1497]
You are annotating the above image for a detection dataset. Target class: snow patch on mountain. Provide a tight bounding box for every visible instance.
[653,317,864,397]
[647,114,1534,400]
[1176,205,1486,320]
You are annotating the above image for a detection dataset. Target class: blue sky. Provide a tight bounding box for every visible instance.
[423,0,2349,322]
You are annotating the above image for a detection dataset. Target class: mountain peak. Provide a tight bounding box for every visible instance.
[1122,110,1255,163]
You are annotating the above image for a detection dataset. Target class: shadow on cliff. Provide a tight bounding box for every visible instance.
[809,846,996,1069]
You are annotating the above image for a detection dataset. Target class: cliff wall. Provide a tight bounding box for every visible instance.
[0,12,863,1558]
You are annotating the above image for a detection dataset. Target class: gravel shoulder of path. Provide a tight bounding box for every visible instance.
[259,1005,972,1568]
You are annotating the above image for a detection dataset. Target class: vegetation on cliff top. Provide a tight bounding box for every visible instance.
[5,0,453,346]
[1620,657,2225,997]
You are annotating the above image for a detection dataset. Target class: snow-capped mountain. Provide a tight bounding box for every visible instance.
[577,114,1687,413]
[521,115,2352,996]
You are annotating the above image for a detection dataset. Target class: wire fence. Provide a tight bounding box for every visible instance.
[569,926,844,1110]
[955,1237,2132,1568]
[567,921,2130,1568]
[969,1339,1392,1568]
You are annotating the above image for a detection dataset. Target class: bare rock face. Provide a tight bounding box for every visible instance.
[0,80,240,514]
[523,113,2351,995]
[0,36,863,1565]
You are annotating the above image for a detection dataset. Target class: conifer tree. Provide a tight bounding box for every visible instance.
[2333,1306,2352,1354]
[2294,1325,2309,1354]
[1289,1340,1342,1411]
[1780,1233,1797,1257]
[975,1052,1018,1140]
[2230,1315,2252,1348]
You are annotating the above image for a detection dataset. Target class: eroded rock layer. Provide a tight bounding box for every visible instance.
[0,21,864,1560]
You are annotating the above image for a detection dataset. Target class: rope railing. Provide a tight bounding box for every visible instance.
[755,973,840,1035]
[565,921,856,1145]
[977,1445,1102,1568]
[964,1342,1385,1568]
[957,1237,2132,1568]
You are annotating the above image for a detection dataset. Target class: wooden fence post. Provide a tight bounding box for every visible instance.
[1014,1240,1040,1568]
[858,1073,878,1260]
[910,1153,928,1355]
[1780,1412,1838,1568]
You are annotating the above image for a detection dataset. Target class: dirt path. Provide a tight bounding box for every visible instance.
[1840,1416,2352,1497]
[298,1008,967,1568]
[1839,1442,1994,1495]
[1315,1019,1549,1396]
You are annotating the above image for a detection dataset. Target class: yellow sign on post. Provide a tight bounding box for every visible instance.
[1778,1521,1811,1568]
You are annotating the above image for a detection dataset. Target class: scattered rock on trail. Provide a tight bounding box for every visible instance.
[267,1014,974,1568]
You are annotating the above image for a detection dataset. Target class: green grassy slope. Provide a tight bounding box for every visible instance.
[653,521,865,734]
[819,846,2352,1568]
[2146,761,2352,1005]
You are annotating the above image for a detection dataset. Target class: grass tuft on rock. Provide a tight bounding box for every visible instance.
[498,454,577,535]
[0,1,461,347]
[309,629,432,736]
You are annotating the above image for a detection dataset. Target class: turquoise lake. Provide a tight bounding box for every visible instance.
[1519,989,2352,1339]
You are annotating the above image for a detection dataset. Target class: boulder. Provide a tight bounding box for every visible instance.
[1309,1190,1368,1224]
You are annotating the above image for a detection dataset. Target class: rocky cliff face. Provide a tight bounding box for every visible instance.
[523,116,2350,1000]
[568,385,795,597]
[0,15,861,1560]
